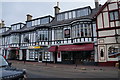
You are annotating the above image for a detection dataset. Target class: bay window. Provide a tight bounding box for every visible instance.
[37,30,48,41]
[55,29,63,40]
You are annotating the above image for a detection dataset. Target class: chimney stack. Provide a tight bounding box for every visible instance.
[0,20,5,27]
[54,2,60,15]
[95,0,99,8]
[26,14,32,21]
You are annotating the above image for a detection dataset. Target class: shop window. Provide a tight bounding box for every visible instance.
[29,50,34,59]
[108,46,120,55]
[100,49,104,57]
[109,11,119,21]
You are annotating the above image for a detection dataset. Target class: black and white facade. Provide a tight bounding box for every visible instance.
[1,3,101,65]
[49,6,99,64]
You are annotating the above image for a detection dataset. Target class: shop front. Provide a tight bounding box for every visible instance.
[49,43,95,65]
[8,47,19,60]
[28,46,43,62]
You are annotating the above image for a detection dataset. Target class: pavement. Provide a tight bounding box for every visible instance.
[8,60,118,71]
[7,60,120,79]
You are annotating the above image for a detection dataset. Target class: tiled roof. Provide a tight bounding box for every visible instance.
[50,7,101,27]
[1,6,101,36]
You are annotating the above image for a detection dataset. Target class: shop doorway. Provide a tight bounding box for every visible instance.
[22,49,26,61]
[38,52,42,62]
[9,50,16,60]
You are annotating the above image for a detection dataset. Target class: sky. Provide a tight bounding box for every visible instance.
[0,0,107,27]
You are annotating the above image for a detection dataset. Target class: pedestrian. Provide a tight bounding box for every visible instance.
[24,56,26,64]
[74,59,78,69]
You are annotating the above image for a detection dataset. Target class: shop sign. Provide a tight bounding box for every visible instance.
[28,46,41,49]
[20,47,28,49]
[64,29,70,38]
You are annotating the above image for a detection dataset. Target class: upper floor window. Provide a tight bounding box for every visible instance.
[109,11,119,21]
[11,34,19,43]
[57,7,91,21]
[41,17,49,24]
[26,16,53,27]
[37,30,48,41]
[55,28,63,40]
[72,23,92,38]
[26,21,32,27]
[23,34,29,43]
[0,28,8,33]
[11,23,24,30]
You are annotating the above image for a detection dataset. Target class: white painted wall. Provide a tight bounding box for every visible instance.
[103,12,109,28]
[109,3,118,10]
[57,52,62,62]
[116,21,120,27]
[97,13,103,29]
[19,50,23,60]
[98,30,115,37]
[26,50,29,60]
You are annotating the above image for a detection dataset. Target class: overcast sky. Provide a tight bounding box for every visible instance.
[0,0,107,27]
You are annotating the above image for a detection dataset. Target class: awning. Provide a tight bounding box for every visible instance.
[48,46,58,52]
[58,44,94,51]
[8,47,19,50]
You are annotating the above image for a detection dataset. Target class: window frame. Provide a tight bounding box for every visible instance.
[109,10,120,21]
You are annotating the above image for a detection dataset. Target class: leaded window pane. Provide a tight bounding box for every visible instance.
[110,12,114,21]
[65,13,68,20]
[114,11,119,20]
[72,11,76,18]
[68,12,72,19]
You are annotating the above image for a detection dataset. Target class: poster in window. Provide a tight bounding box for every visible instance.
[64,29,70,38]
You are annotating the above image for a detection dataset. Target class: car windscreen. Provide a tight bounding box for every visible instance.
[0,56,8,67]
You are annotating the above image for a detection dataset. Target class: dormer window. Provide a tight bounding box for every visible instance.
[11,23,24,30]
[57,7,91,21]
[26,16,53,27]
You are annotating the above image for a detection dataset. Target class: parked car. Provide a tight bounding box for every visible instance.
[0,55,26,80]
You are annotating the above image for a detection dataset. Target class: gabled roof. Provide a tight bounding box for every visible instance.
[95,1,110,17]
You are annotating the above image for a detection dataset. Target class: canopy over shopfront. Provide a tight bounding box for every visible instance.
[58,43,94,51]
[48,46,58,52]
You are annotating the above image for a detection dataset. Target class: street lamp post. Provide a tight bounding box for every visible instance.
[45,52,49,66]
